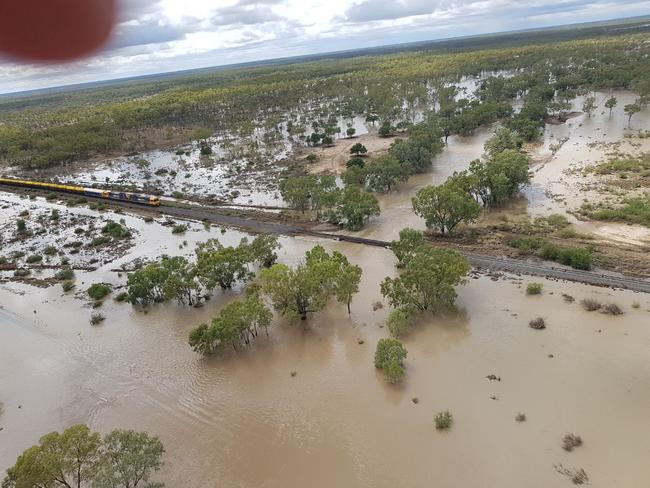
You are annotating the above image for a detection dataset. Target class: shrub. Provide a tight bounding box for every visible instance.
[114,291,129,302]
[54,268,75,281]
[19,210,29,217]
[87,283,112,301]
[580,298,602,311]
[91,236,111,247]
[101,220,130,238]
[526,283,543,295]
[0,256,8,265]
[562,433,583,452]
[171,191,184,199]
[434,411,453,430]
[90,313,105,325]
[26,254,43,264]
[601,303,624,315]
[62,280,75,292]
[13,268,31,277]
[374,339,407,383]
[387,309,410,338]
[172,224,188,234]
[515,413,527,422]
[16,219,27,233]
[43,245,58,256]
[143,216,154,223]
[529,317,546,329]
[51,209,60,220]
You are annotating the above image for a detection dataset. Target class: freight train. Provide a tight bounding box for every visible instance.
[0,177,161,206]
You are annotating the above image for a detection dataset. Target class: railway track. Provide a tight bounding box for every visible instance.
[3,185,650,293]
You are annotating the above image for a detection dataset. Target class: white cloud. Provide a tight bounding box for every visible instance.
[0,0,648,93]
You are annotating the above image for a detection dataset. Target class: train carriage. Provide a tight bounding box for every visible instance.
[0,177,160,206]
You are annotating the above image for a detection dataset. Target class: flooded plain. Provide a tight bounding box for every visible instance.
[2,217,650,487]
[2,87,650,487]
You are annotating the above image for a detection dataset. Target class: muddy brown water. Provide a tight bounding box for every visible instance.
[2,223,650,487]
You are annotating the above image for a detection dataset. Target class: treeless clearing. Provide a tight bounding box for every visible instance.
[304,131,398,175]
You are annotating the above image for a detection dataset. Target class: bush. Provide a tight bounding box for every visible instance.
[0,256,8,265]
[87,283,112,301]
[171,191,184,199]
[26,254,43,264]
[91,236,111,247]
[16,219,27,233]
[434,411,453,430]
[526,283,543,295]
[54,268,75,281]
[13,268,31,277]
[515,413,527,422]
[374,339,407,383]
[114,291,129,302]
[62,280,75,292]
[172,224,188,234]
[90,313,105,325]
[387,309,410,338]
[101,220,130,238]
[529,317,546,329]
[601,303,624,315]
[580,298,602,311]
[43,246,58,256]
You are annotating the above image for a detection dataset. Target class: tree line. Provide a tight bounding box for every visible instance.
[3,424,164,488]
[1,32,648,168]
[126,235,280,306]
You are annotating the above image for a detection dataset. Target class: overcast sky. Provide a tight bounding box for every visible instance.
[1,0,648,94]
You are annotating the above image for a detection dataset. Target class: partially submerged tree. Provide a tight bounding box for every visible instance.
[336,185,380,231]
[604,96,617,116]
[412,182,481,234]
[189,293,272,354]
[259,245,362,320]
[390,228,425,268]
[374,338,407,383]
[381,246,469,312]
[581,96,597,118]
[3,424,164,488]
[624,102,641,125]
[365,155,408,192]
[483,128,523,157]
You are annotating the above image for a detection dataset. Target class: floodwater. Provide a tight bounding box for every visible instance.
[2,87,650,487]
[2,216,650,487]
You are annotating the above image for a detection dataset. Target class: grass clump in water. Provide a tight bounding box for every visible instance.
[562,433,583,452]
[90,313,105,326]
[580,298,602,311]
[526,283,543,295]
[601,303,624,315]
[434,411,453,430]
[87,283,112,301]
[529,317,546,330]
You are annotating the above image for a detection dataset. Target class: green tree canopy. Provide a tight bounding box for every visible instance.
[390,228,425,268]
[365,155,408,193]
[350,143,367,155]
[3,425,164,488]
[412,182,481,234]
[189,293,272,354]
[259,245,362,320]
[336,185,380,231]
[374,338,407,383]
[381,246,469,312]
[483,128,523,157]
